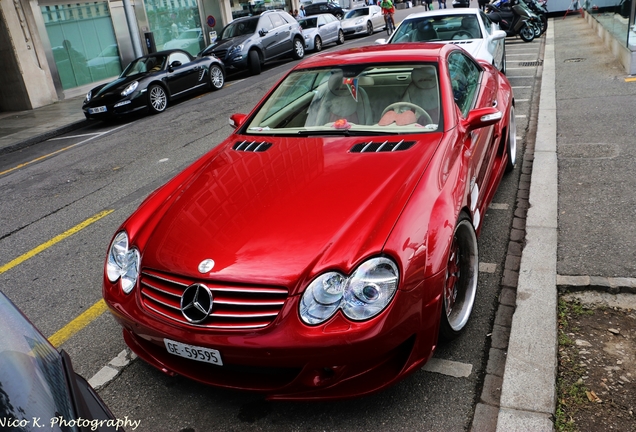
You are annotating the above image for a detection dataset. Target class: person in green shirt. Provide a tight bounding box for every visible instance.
[380,0,396,33]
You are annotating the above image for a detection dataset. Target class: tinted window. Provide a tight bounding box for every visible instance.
[269,13,285,28]
[259,16,275,31]
[169,52,190,65]
[448,51,481,116]
[222,18,259,38]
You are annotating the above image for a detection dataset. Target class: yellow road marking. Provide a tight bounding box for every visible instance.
[0,209,115,346]
[625,77,636,82]
[49,299,109,347]
[0,144,77,176]
[0,209,114,275]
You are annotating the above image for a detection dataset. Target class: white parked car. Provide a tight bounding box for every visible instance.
[377,9,507,73]
[163,28,204,57]
[298,13,345,51]
[340,5,386,36]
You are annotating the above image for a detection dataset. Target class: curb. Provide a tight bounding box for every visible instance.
[0,119,91,156]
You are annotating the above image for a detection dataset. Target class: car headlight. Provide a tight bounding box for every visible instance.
[121,81,138,97]
[229,44,244,54]
[85,90,92,103]
[106,231,140,294]
[356,18,364,25]
[299,257,399,325]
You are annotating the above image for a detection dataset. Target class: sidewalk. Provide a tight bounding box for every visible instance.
[0,95,87,155]
[1,15,632,431]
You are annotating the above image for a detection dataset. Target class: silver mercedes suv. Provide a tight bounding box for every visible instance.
[200,10,305,75]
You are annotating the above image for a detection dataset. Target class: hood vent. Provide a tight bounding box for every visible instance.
[350,140,416,153]
[450,41,475,45]
[233,140,273,152]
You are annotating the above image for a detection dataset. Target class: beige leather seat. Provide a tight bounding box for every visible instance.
[305,71,374,126]
[401,67,440,125]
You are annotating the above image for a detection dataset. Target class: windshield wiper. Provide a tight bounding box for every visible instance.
[296,129,396,137]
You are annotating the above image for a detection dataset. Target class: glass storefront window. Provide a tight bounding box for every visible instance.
[41,3,122,90]
[230,0,288,20]
[144,0,205,56]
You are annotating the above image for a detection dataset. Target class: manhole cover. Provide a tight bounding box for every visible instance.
[564,58,586,63]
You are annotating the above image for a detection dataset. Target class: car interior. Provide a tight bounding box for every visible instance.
[392,15,483,42]
[246,65,442,133]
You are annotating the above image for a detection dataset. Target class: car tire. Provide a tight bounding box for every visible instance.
[315,35,323,51]
[292,37,305,60]
[366,21,373,35]
[148,84,167,114]
[337,29,345,44]
[505,105,517,173]
[209,64,224,91]
[248,50,261,75]
[439,212,478,342]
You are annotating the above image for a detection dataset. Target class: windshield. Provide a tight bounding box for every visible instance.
[245,64,442,135]
[222,18,258,38]
[121,55,166,76]
[390,15,482,42]
[298,18,318,29]
[344,8,369,19]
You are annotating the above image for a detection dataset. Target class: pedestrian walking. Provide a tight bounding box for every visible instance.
[438,0,447,8]
[424,0,433,10]
[299,5,306,17]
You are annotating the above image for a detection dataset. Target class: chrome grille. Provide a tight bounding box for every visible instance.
[350,140,416,153]
[140,269,288,329]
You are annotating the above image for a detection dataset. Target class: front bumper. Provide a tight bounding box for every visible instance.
[104,272,444,400]
[83,93,147,119]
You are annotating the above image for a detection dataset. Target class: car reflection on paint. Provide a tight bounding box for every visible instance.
[0,291,122,431]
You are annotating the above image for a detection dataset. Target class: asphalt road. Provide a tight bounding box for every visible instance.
[0,11,544,431]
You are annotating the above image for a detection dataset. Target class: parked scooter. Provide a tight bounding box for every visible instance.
[486,0,536,42]
[524,0,548,35]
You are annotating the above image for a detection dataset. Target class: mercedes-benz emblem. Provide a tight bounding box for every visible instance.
[180,284,213,323]
[198,259,215,273]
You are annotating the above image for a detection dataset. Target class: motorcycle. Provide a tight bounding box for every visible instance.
[524,0,548,35]
[486,0,537,42]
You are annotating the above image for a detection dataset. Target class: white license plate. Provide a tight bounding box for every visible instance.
[164,339,223,366]
[88,106,107,114]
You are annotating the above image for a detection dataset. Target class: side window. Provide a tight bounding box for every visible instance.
[447,51,481,117]
[169,52,190,66]
[319,4,329,11]
[318,15,326,26]
[480,12,492,35]
[269,13,285,28]
[259,16,274,32]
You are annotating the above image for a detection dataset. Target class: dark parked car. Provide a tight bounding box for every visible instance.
[82,49,225,120]
[304,1,347,19]
[200,10,305,75]
[0,291,122,431]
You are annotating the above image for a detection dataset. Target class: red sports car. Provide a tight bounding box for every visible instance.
[103,43,516,400]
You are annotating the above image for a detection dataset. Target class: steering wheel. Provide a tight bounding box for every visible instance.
[381,102,433,125]
[452,30,473,40]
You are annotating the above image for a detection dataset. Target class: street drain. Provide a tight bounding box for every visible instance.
[564,58,586,63]
[519,60,543,66]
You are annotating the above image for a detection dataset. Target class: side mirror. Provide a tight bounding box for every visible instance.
[491,29,507,40]
[464,107,502,132]
[170,60,182,68]
[374,38,388,45]
[259,28,269,36]
[229,113,248,129]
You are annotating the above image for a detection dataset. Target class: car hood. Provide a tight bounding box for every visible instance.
[211,34,251,51]
[447,39,486,59]
[140,134,442,292]
[93,75,138,98]
[341,16,368,25]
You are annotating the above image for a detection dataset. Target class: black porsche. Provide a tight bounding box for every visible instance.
[82,49,225,120]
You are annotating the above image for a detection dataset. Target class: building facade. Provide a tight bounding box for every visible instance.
[0,0,300,112]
